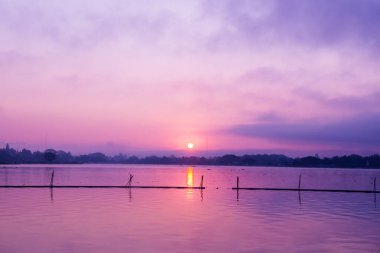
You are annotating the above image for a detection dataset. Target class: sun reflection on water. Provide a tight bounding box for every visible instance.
[186,167,194,198]
[187,167,194,187]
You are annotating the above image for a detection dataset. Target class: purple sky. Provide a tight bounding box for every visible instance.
[1,0,379,157]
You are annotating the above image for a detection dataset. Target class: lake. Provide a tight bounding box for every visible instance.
[0,164,379,253]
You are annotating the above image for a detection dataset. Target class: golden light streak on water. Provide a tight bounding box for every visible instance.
[187,167,194,187]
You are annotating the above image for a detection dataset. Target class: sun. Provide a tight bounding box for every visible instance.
[187,142,194,149]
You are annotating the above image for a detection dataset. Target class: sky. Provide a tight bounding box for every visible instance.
[1,0,380,157]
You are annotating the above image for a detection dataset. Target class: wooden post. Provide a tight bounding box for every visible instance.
[50,170,55,188]
[298,173,302,191]
[127,173,134,187]
[237,176,239,190]
[200,175,204,188]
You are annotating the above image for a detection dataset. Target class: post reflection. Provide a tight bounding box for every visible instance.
[50,188,54,203]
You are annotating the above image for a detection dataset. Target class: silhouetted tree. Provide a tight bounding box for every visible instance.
[0,145,379,168]
[44,149,57,163]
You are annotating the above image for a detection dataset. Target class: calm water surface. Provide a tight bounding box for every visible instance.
[0,164,379,253]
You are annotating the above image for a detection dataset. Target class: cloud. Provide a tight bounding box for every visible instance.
[227,113,380,146]
[0,0,217,52]
[0,50,35,68]
[204,0,380,52]
[0,1,184,49]
[2,0,380,56]
[237,67,286,85]
[254,112,284,123]
[294,88,380,113]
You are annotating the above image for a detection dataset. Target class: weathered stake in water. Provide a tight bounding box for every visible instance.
[50,170,55,188]
[127,173,134,187]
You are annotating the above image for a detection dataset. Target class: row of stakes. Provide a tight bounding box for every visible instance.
[123,173,206,188]
[48,171,205,189]
[235,174,378,193]
[47,171,377,193]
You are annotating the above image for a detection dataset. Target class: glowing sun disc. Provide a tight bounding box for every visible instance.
[187,143,194,149]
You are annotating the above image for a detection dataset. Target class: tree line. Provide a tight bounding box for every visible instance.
[0,145,379,168]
